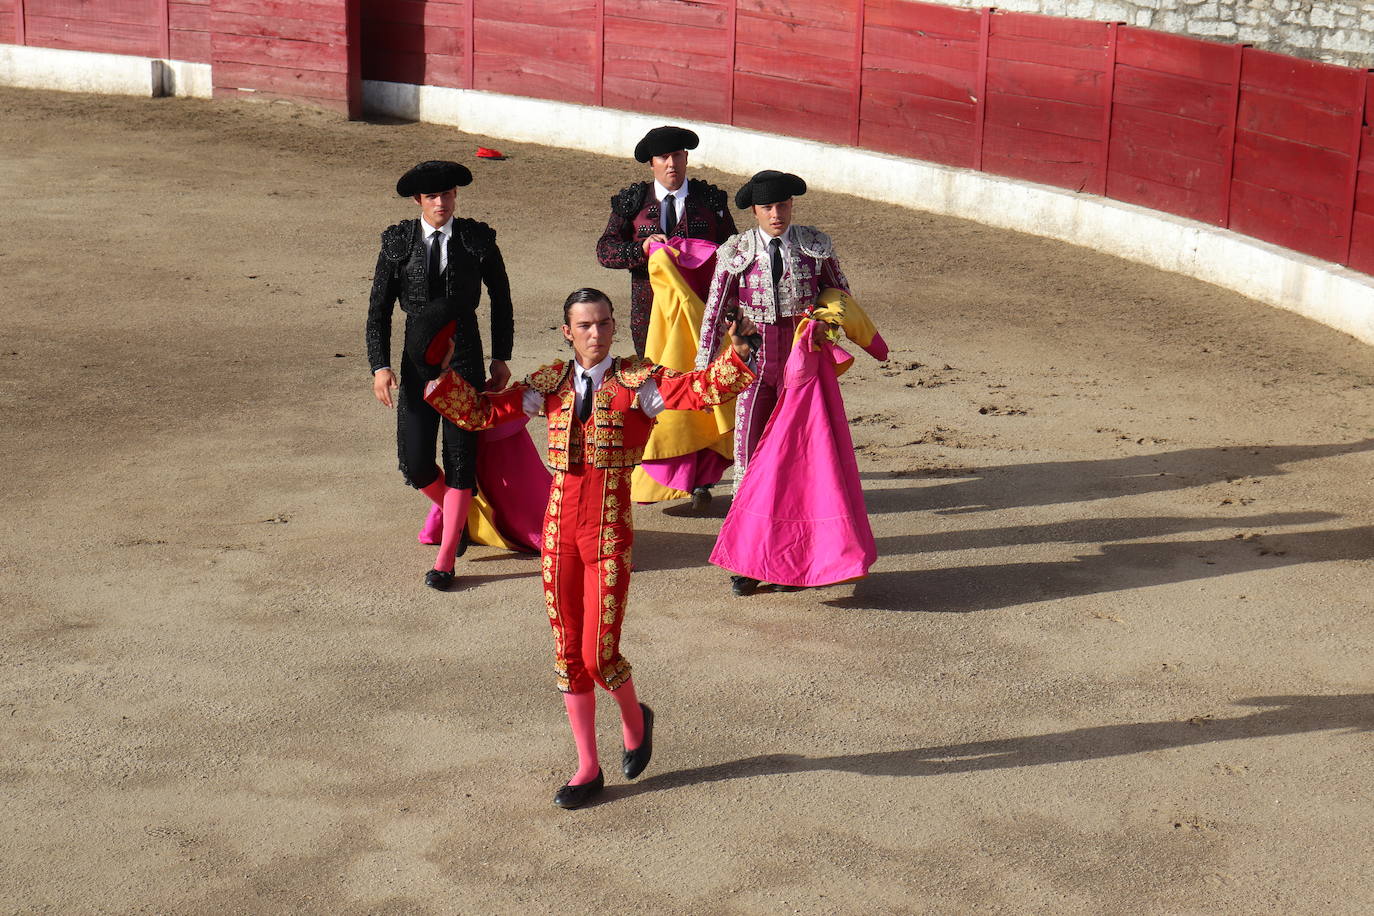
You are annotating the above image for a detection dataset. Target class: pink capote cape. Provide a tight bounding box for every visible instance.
[467,416,550,553]
[710,293,889,587]
[633,237,734,502]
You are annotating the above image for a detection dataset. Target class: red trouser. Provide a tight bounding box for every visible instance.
[541,462,634,693]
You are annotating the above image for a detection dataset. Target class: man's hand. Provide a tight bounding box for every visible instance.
[727,315,759,361]
[641,233,668,255]
[372,368,398,408]
[487,359,511,391]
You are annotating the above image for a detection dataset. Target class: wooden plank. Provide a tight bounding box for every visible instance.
[1241,45,1364,105]
[602,15,725,62]
[991,9,1109,46]
[863,63,977,105]
[362,46,427,84]
[212,32,348,72]
[735,41,852,90]
[169,1,207,30]
[1107,168,1225,225]
[1116,25,1235,84]
[213,59,348,98]
[1229,177,1347,262]
[865,0,979,38]
[208,0,347,24]
[214,84,350,113]
[210,11,344,44]
[972,6,989,171]
[984,91,1103,142]
[981,123,1102,191]
[1348,206,1374,274]
[0,10,15,45]
[735,0,855,31]
[474,0,595,27]
[474,17,594,65]
[604,44,730,87]
[1237,87,1361,152]
[1108,133,1227,191]
[361,20,463,57]
[864,26,979,77]
[604,0,728,30]
[988,33,1108,71]
[1111,102,1230,163]
[23,14,160,55]
[603,73,729,122]
[473,51,595,105]
[735,13,855,63]
[1233,128,1352,202]
[986,57,1106,107]
[362,0,465,29]
[860,114,977,169]
[1113,64,1233,123]
[734,71,853,143]
[169,27,211,62]
[26,0,158,21]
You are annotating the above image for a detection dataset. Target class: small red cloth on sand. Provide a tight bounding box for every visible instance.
[476,147,506,159]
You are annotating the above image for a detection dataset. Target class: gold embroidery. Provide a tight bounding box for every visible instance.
[528,360,572,394]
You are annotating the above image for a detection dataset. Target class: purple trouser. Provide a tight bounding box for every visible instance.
[733,316,801,488]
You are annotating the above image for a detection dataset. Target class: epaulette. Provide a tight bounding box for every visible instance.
[456,218,497,258]
[715,231,756,275]
[380,220,415,262]
[794,225,834,259]
[614,355,657,389]
[611,181,650,217]
[527,360,572,394]
[689,178,729,215]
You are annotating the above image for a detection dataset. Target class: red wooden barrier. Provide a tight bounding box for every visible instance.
[471,0,598,106]
[1343,74,1374,273]
[1106,27,1240,226]
[860,0,981,169]
[602,0,733,124]
[360,0,467,89]
[732,0,861,146]
[1,1,19,45]
[1229,48,1365,264]
[21,0,164,57]
[169,0,210,63]
[211,0,361,117]
[981,10,1114,195]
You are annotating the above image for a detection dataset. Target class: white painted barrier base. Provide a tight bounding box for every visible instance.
[365,79,1374,347]
[0,43,211,98]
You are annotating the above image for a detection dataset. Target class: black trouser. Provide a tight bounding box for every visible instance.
[396,355,479,491]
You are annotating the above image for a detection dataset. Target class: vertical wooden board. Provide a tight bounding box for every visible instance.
[212,0,362,113]
[1348,210,1374,274]
[1116,26,1234,84]
[169,2,209,30]
[1229,178,1348,262]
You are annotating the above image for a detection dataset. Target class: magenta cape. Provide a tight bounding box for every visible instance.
[709,334,876,587]
[471,416,550,553]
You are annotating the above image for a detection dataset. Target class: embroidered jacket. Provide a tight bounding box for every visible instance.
[695,225,849,369]
[425,349,755,471]
[365,217,514,379]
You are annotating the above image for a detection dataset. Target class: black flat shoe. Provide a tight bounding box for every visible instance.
[424,568,455,591]
[730,575,758,597]
[553,769,604,809]
[690,486,712,510]
[622,704,654,780]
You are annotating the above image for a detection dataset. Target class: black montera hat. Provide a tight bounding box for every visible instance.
[634,125,699,163]
[404,298,459,381]
[734,170,807,209]
[396,160,473,197]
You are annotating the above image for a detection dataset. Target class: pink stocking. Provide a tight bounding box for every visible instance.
[611,677,645,750]
[432,486,471,573]
[417,502,443,545]
[562,690,600,784]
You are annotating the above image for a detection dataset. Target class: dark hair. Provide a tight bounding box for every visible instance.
[562,287,614,325]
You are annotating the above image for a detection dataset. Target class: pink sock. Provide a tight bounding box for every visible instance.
[563,690,600,784]
[432,486,471,573]
[612,677,645,750]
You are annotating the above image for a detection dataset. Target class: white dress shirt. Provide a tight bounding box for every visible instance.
[655,181,689,235]
[518,354,668,418]
[424,217,453,273]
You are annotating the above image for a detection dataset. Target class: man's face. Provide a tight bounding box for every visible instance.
[563,299,616,367]
[752,199,794,237]
[651,150,688,191]
[414,188,457,228]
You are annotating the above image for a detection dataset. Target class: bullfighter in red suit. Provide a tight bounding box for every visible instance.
[695,170,852,596]
[595,125,736,357]
[422,288,757,808]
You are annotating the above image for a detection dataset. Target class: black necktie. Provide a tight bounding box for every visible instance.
[577,372,594,422]
[428,230,444,299]
[769,237,783,289]
[663,194,678,236]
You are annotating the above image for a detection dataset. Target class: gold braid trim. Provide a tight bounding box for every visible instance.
[527,360,572,395]
[613,355,656,389]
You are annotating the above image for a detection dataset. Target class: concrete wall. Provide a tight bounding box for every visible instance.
[941,1,1374,69]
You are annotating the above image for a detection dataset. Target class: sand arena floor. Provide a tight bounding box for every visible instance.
[1,86,1372,915]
